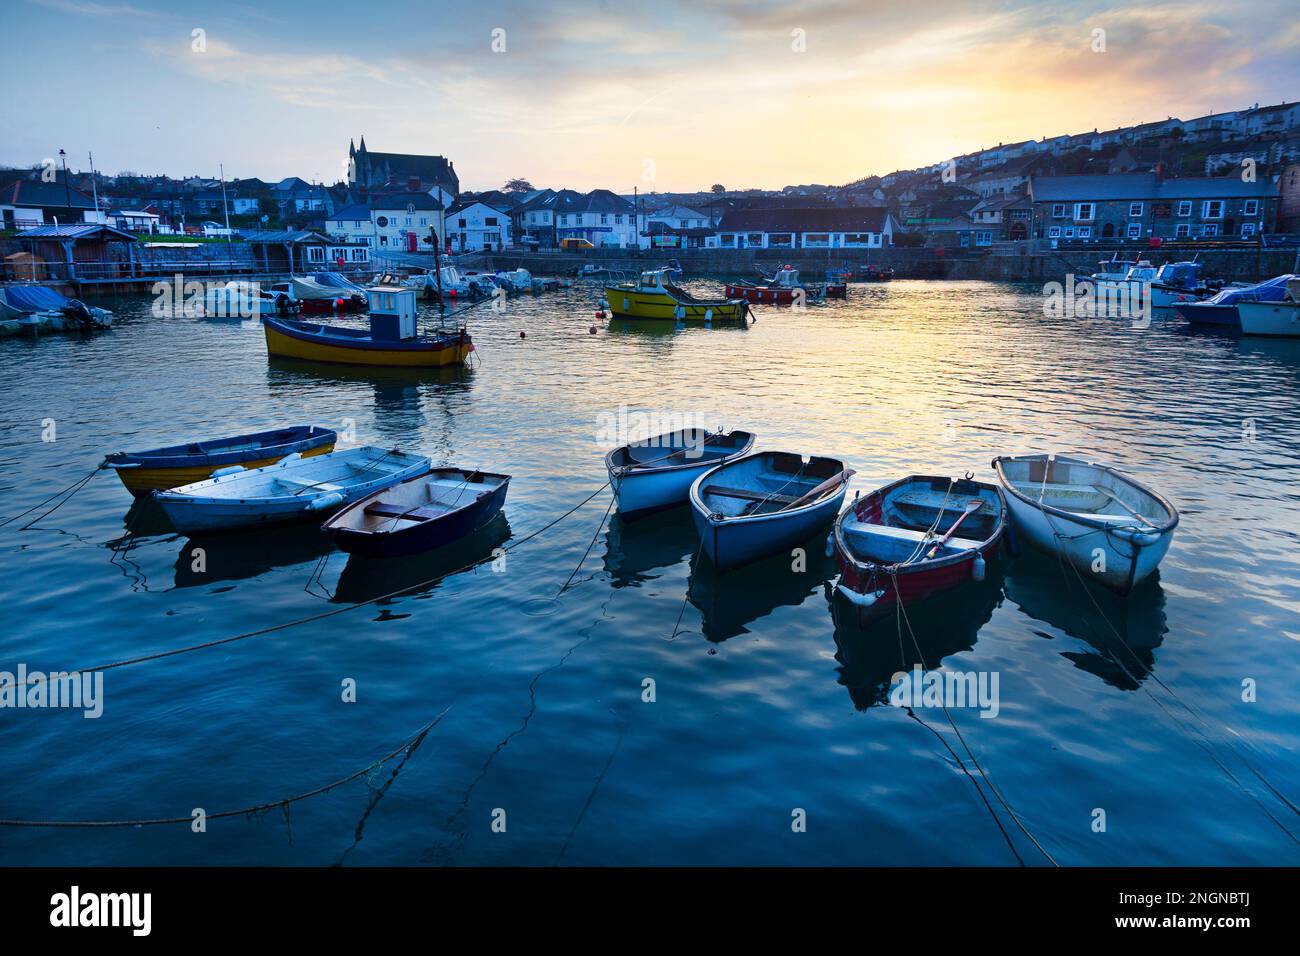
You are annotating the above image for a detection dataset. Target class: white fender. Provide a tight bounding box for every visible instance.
[308,491,345,511]
[278,452,302,466]
[972,554,986,582]
[836,583,887,608]
[210,465,245,478]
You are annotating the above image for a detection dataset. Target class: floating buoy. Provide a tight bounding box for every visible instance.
[519,330,526,339]
[335,297,345,309]
[595,309,605,319]
[588,325,597,335]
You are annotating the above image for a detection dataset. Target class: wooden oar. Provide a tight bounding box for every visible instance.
[776,469,855,513]
[1093,485,1159,528]
[924,499,984,559]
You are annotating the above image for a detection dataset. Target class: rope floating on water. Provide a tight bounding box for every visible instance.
[0,706,450,829]
[0,465,102,531]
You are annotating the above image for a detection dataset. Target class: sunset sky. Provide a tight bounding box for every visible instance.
[6,0,1299,192]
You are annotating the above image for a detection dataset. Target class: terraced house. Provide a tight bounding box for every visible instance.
[714,207,895,249]
[1028,173,1278,241]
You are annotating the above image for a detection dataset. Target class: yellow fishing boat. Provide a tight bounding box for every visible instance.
[602,269,749,323]
[263,285,472,368]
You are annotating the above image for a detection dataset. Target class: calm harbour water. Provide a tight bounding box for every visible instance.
[2,279,1299,866]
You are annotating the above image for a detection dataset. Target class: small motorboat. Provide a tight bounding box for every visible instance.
[1172,274,1295,328]
[263,285,472,368]
[202,281,298,319]
[103,424,337,497]
[0,285,114,333]
[322,467,510,557]
[859,264,894,282]
[153,445,431,535]
[1237,282,1300,336]
[603,268,748,323]
[992,453,1178,594]
[287,274,364,312]
[833,475,1006,616]
[605,428,756,517]
[690,451,853,572]
[725,266,831,305]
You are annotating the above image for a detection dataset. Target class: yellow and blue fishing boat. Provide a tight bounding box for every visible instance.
[263,284,473,368]
[603,269,749,323]
[103,425,336,496]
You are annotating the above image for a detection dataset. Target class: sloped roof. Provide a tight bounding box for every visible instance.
[19,223,137,241]
[329,203,372,220]
[1030,173,1277,201]
[2,180,96,209]
[368,191,442,211]
[242,230,330,243]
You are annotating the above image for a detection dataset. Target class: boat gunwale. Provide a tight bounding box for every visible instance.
[689,450,851,526]
[604,429,757,478]
[833,474,1007,576]
[265,314,467,353]
[104,425,335,469]
[991,453,1180,536]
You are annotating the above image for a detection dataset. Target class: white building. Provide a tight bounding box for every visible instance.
[715,207,895,249]
[445,200,512,252]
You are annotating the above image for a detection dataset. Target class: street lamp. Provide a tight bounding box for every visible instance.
[59,148,71,213]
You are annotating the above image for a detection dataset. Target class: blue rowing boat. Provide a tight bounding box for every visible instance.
[322,468,511,557]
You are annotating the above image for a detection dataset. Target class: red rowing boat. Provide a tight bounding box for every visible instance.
[725,266,843,304]
[832,475,1006,619]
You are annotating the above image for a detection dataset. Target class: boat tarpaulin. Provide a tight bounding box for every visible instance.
[2,285,71,313]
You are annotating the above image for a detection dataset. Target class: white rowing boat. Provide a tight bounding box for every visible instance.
[154,445,431,534]
[605,428,756,517]
[992,453,1178,593]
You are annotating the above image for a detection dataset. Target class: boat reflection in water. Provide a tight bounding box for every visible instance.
[830,561,1005,710]
[1002,556,1167,690]
[330,513,511,606]
[119,494,178,539]
[601,508,697,589]
[687,529,836,643]
[173,522,334,590]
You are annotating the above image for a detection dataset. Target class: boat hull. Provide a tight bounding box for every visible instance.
[329,474,510,558]
[693,492,845,572]
[993,455,1178,594]
[1237,301,1300,337]
[1173,302,1239,327]
[263,316,471,367]
[604,287,746,322]
[606,430,757,517]
[114,447,334,496]
[154,448,430,535]
[724,284,801,304]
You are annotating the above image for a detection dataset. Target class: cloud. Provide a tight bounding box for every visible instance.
[30,0,150,15]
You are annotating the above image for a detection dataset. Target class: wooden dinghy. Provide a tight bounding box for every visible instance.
[992,453,1178,594]
[323,467,511,557]
[605,428,756,517]
[153,446,431,535]
[103,425,336,496]
[690,451,853,572]
[833,475,1006,617]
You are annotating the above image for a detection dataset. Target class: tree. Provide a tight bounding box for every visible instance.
[502,178,534,193]
[711,184,726,194]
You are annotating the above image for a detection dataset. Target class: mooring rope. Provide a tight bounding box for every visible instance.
[0,465,102,531]
[0,706,450,828]
[556,491,617,597]
[8,481,612,689]
[1037,506,1300,843]
[892,570,1060,866]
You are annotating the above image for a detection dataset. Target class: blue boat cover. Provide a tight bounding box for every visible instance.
[3,285,71,313]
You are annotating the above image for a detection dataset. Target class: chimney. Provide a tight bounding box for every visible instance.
[408,176,420,191]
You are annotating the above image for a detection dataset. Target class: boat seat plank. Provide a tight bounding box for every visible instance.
[275,476,343,493]
[845,521,980,547]
[702,484,801,506]
[363,502,446,521]
[892,489,995,515]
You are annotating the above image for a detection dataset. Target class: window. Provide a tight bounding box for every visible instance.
[458,218,466,227]
[1048,226,1061,238]
[405,217,412,226]
[975,230,993,245]
[306,246,325,262]
[1076,226,1091,239]
[843,233,872,245]
[1051,203,1067,218]
[600,214,608,225]
[1202,200,1224,219]
[746,233,763,247]
[1073,202,1095,221]
[1177,200,1192,217]
[559,215,568,225]
[720,234,736,247]
[1243,199,1259,216]
[1126,223,1142,238]
[485,217,498,226]
[1129,202,1143,217]
[419,217,427,226]
[959,234,971,248]
[1064,227,1075,238]
[1201,223,1219,236]
[1241,222,1257,237]
[350,247,367,261]
[615,214,623,225]
[769,233,793,248]
[1175,223,1190,238]
[803,233,830,247]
